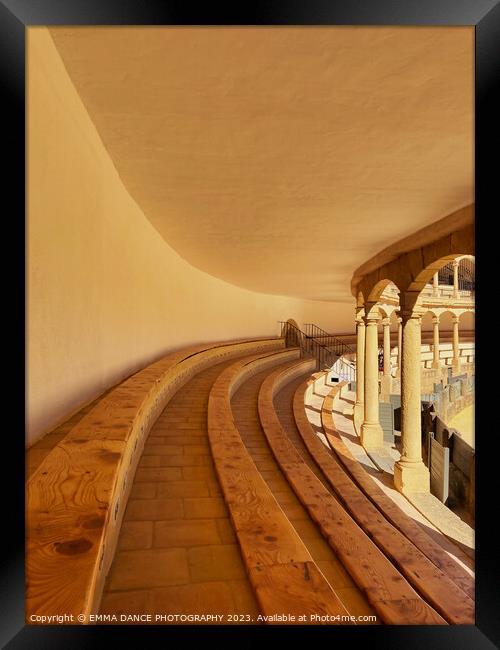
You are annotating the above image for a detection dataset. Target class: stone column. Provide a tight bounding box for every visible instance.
[361,307,384,449]
[353,308,365,433]
[452,314,461,372]
[453,259,460,298]
[396,318,402,378]
[433,272,439,297]
[432,315,440,369]
[394,297,430,494]
[380,317,392,397]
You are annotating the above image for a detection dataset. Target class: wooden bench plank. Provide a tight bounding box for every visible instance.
[207,350,350,622]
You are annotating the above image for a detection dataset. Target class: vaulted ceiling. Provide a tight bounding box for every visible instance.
[48,26,473,302]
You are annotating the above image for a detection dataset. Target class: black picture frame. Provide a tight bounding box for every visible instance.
[3,0,499,647]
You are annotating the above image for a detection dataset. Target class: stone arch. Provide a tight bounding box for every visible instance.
[423,307,441,320]
[409,255,466,293]
[283,318,303,348]
[353,218,473,307]
[438,310,455,335]
[367,279,400,303]
[458,310,474,331]
[389,308,400,333]
[377,305,398,351]
[458,308,474,320]
[421,310,435,333]
[378,303,398,320]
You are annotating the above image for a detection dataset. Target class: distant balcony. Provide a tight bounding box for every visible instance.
[379,283,474,308]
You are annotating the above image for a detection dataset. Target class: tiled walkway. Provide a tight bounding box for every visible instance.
[100,356,261,623]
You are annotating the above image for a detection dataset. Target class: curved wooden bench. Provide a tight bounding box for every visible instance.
[306,378,474,600]
[258,360,472,625]
[207,350,350,623]
[26,336,285,621]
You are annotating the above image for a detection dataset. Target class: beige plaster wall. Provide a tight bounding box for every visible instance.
[27,28,352,446]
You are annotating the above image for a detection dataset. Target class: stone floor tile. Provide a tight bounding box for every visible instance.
[154,518,220,547]
[108,548,190,591]
[157,480,210,498]
[125,498,183,521]
[188,544,247,582]
[183,497,227,519]
[117,520,153,551]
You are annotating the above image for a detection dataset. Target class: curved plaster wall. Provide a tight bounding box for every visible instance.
[27,28,351,446]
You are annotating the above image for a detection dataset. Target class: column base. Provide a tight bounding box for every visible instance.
[353,402,364,435]
[394,459,430,494]
[360,421,384,449]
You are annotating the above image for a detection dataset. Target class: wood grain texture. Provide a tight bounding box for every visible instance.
[258,361,450,625]
[26,337,284,621]
[207,351,349,622]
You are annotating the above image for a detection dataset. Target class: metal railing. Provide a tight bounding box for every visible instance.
[438,259,475,292]
[458,258,475,292]
[279,321,356,382]
[303,323,355,357]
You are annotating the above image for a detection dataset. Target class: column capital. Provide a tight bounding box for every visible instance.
[364,313,381,325]
[396,291,425,320]
[396,305,426,323]
[363,302,381,323]
[452,258,460,269]
[432,315,440,325]
[452,314,460,324]
[355,306,365,323]
[381,317,391,327]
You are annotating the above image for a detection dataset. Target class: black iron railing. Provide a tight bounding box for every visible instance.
[303,323,355,357]
[438,259,475,292]
[279,321,355,382]
[459,258,475,292]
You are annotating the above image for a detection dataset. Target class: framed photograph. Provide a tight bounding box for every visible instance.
[3,0,499,647]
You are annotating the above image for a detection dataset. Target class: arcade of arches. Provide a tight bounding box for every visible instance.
[352,249,474,494]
